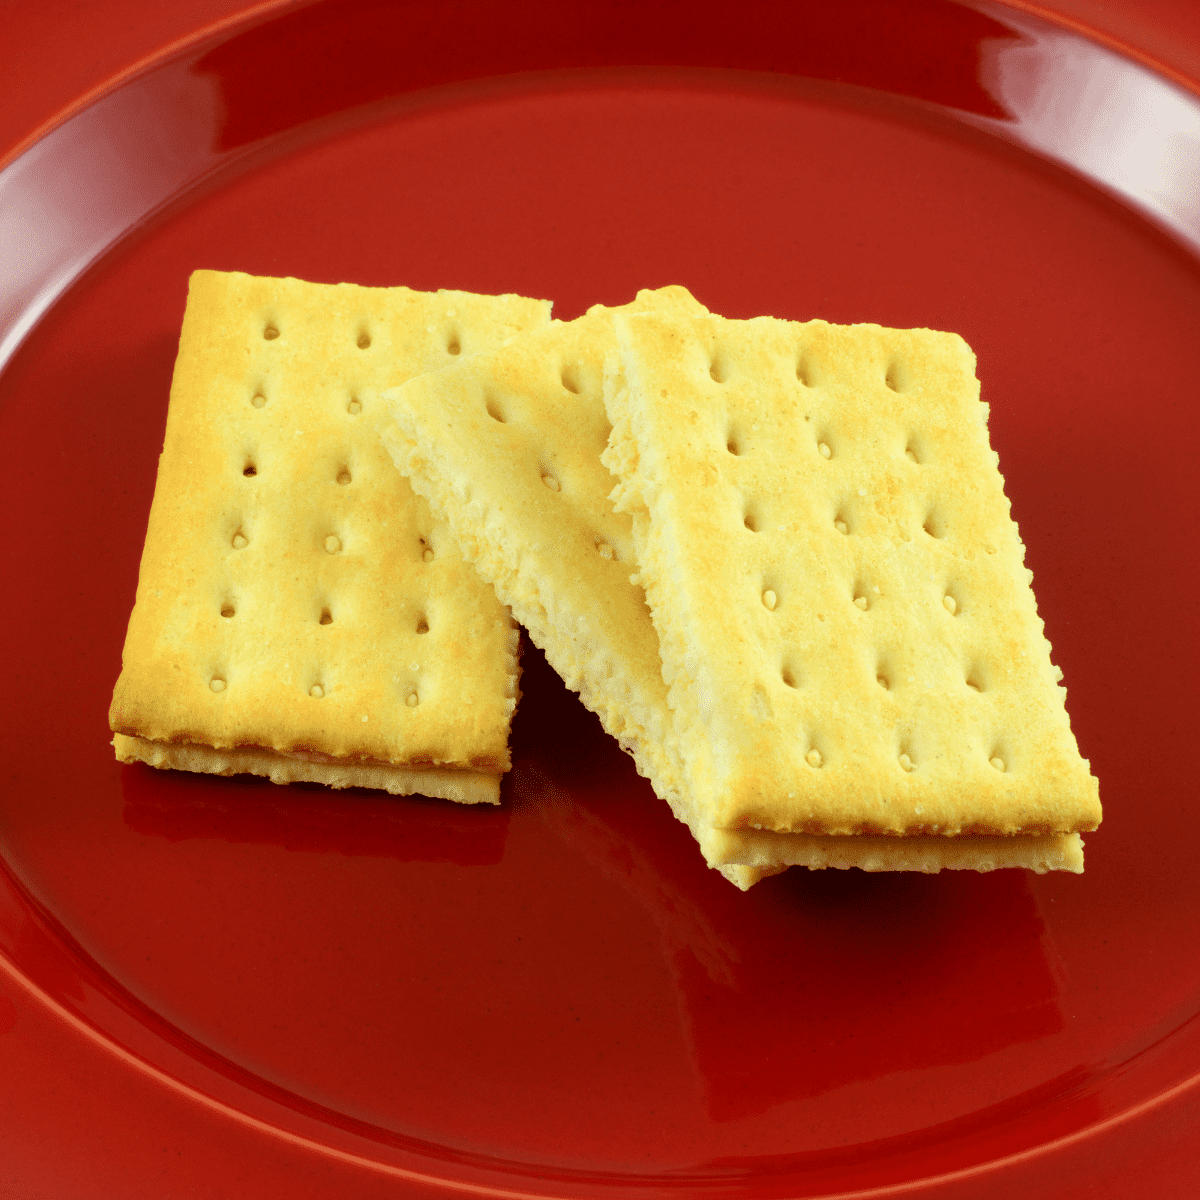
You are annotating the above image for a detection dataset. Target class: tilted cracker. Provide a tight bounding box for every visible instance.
[605,310,1102,839]
[375,291,1088,881]
[110,270,551,803]
[374,288,704,774]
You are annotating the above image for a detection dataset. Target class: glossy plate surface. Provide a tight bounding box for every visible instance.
[2,2,1199,1196]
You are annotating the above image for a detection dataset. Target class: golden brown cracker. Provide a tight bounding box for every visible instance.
[110,270,551,800]
[605,310,1101,839]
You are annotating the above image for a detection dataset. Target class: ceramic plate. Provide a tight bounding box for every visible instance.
[2,2,1198,1195]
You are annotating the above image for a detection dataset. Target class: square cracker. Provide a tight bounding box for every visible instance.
[376,290,1088,881]
[109,269,551,804]
[605,310,1102,840]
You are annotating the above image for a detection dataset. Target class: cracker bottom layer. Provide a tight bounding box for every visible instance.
[114,734,500,805]
[710,829,1084,890]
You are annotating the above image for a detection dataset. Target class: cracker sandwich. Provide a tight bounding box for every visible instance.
[109,270,551,804]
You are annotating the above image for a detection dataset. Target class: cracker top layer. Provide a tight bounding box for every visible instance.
[605,311,1101,837]
[110,270,551,771]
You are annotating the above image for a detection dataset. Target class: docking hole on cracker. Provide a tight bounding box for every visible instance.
[561,364,584,394]
[795,350,820,386]
[885,358,910,392]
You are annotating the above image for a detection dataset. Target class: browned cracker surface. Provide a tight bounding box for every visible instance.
[605,311,1101,840]
[109,270,551,800]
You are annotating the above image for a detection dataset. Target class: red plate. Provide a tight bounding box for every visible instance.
[3,2,1199,1196]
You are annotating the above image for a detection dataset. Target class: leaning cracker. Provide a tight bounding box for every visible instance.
[374,288,704,773]
[110,269,551,803]
[376,291,1088,882]
[606,310,1102,840]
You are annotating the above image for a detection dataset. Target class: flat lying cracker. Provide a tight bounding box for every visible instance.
[110,270,551,803]
[376,290,1089,881]
[605,311,1102,840]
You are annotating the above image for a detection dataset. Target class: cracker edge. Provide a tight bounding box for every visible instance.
[114,734,501,804]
